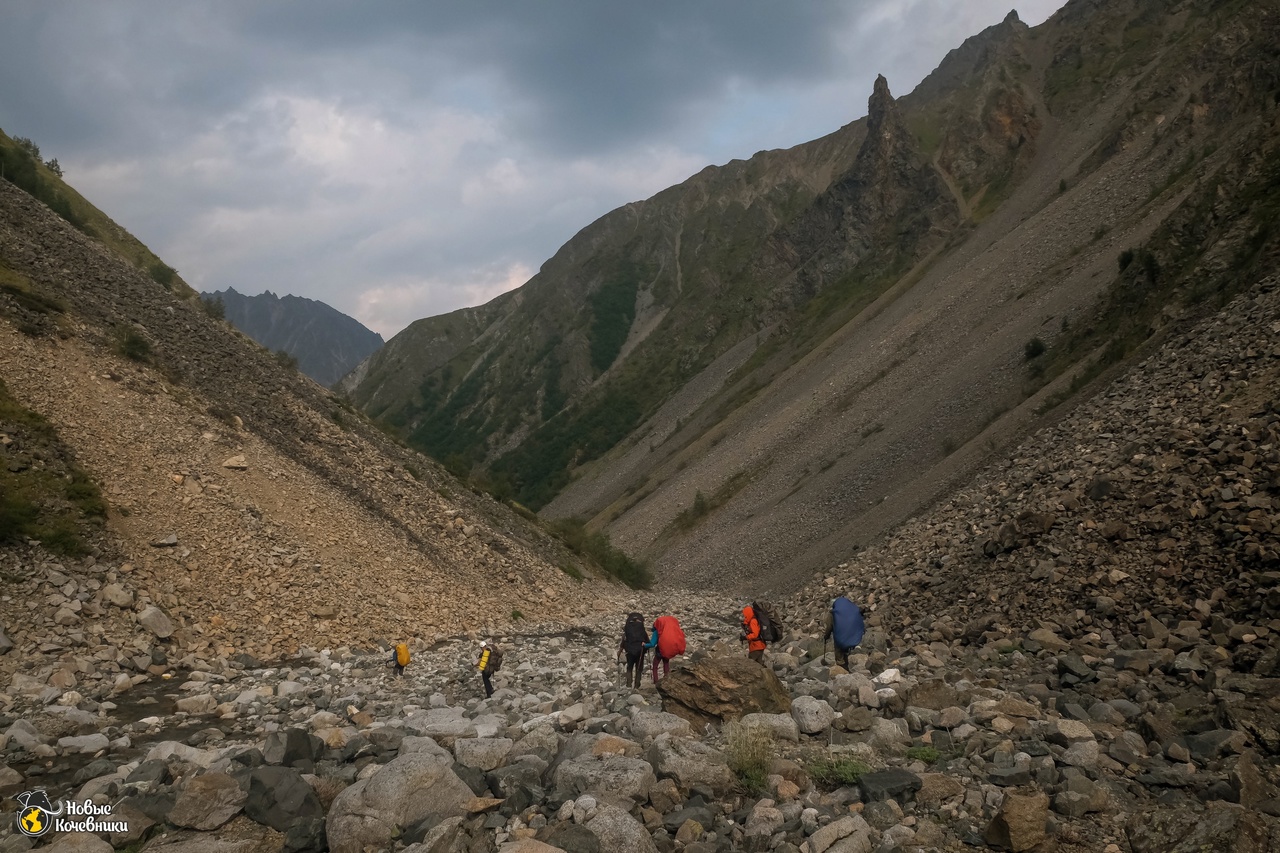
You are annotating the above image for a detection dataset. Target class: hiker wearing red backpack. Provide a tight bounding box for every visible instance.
[741,605,766,663]
[644,615,685,684]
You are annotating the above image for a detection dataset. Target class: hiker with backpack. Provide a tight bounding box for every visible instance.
[740,605,766,663]
[644,615,686,685]
[618,612,650,690]
[390,641,411,677]
[476,641,503,697]
[824,595,865,669]
[741,600,782,663]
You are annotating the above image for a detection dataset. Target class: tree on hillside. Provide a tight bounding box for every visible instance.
[44,158,62,177]
[13,137,40,161]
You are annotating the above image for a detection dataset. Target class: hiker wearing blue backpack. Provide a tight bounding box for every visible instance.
[825,596,865,669]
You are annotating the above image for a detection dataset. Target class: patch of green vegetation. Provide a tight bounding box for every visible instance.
[148,261,177,289]
[545,517,652,589]
[0,263,66,316]
[510,609,524,621]
[115,329,152,362]
[1024,337,1046,360]
[557,562,585,581]
[0,130,192,295]
[275,350,299,371]
[906,746,940,764]
[671,469,754,533]
[805,755,870,791]
[589,262,643,373]
[0,379,105,555]
[200,294,225,321]
[724,722,774,796]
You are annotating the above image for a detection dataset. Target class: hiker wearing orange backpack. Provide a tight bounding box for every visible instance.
[390,641,411,677]
[644,615,686,685]
[741,605,766,663]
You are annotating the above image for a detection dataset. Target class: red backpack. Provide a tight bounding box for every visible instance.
[653,615,686,659]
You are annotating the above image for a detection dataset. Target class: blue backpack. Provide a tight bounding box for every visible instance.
[832,597,865,649]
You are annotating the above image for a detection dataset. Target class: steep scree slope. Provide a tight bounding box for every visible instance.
[0,179,625,671]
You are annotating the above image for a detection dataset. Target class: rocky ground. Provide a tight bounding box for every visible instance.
[3,581,1276,853]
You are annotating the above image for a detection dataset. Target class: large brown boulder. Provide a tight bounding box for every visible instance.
[657,655,791,726]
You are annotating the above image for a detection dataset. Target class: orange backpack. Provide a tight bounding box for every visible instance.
[654,615,686,659]
[395,643,410,667]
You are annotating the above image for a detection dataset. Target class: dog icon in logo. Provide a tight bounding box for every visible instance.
[15,789,61,838]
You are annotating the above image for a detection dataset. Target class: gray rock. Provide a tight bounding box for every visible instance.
[647,733,736,794]
[168,772,247,830]
[790,696,837,734]
[858,768,922,803]
[326,753,472,853]
[739,712,800,742]
[553,754,655,803]
[585,805,659,853]
[242,765,323,832]
[57,734,109,754]
[809,815,873,853]
[453,736,513,771]
[137,605,175,638]
[629,710,693,741]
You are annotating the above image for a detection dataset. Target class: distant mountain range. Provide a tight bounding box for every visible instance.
[203,288,383,386]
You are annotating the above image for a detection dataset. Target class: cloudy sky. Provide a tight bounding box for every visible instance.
[0,1,1062,338]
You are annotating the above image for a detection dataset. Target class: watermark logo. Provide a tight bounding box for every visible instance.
[15,790,59,839]
[14,791,128,838]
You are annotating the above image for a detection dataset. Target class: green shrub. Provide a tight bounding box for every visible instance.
[200,295,225,320]
[805,755,870,790]
[148,261,177,288]
[511,609,524,620]
[546,517,652,589]
[558,562,585,581]
[1024,337,1046,360]
[115,329,151,362]
[724,722,774,796]
[906,746,940,763]
[1117,249,1135,271]
[275,350,299,371]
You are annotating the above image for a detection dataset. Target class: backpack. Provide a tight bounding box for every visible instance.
[653,615,686,659]
[752,601,783,644]
[831,596,865,650]
[489,647,504,672]
[395,643,410,667]
[622,612,649,656]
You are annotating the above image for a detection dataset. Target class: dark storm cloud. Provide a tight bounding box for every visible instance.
[0,1,1065,336]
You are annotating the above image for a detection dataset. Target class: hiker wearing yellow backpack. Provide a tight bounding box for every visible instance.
[391,641,411,677]
[477,641,503,697]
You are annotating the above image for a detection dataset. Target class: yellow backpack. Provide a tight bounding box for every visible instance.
[395,643,410,667]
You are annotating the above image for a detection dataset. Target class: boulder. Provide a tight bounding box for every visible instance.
[808,815,873,853]
[263,728,323,766]
[241,765,323,833]
[454,737,513,772]
[647,733,736,794]
[137,605,175,639]
[57,734,109,754]
[552,754,655,803]
[40,835,113,853]
[629,710,693,741]
[740,712,800,743]
[791,696,836,734]
[126,815,283,852]
[984,789,1048,852]
[326,752,472,853]
[657,655,791,726]
[168,772,246,830]
[585,805,659,853]
[1127,802,1272,853]
[858,768,922,803]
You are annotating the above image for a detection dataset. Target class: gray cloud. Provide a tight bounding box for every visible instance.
[0,1,1064,336]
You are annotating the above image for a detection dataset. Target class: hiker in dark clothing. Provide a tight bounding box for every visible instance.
[618,612,649,690]
[824,596,865,669]
[740,605,766,663]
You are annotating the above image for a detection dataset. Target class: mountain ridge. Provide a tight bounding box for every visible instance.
[345,0,1280,592]
[205,287,384,387]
